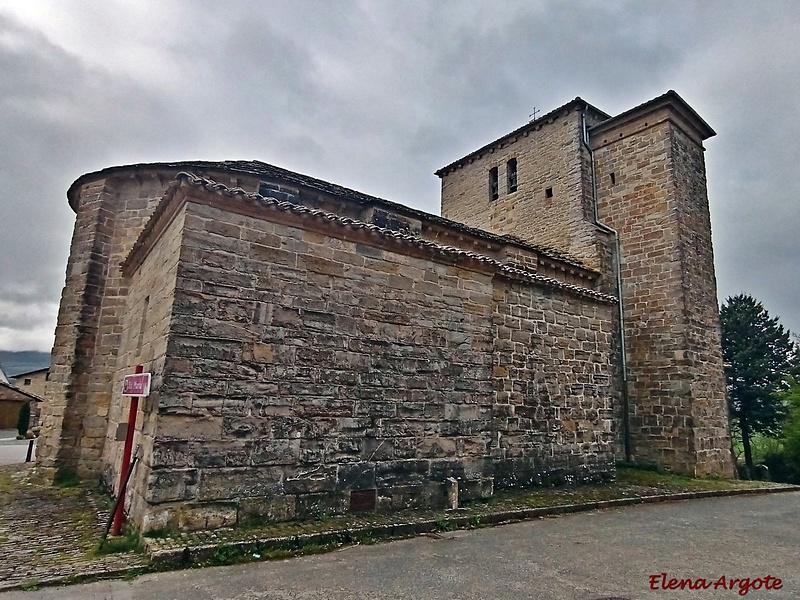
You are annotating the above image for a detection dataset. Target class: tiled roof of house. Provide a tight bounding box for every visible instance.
[0,381,43,402]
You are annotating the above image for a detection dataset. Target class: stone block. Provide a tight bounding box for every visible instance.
[283,464,338,494]
[416,437,457,458]
[295,492,347,520]
[383,481,447,511]
[144,468,198,503]
[362,437,395,461]
[445,403,482,422]
[334,462,375,492]
[150,440,195,468]
[194,441,253,468]
[238,495,296,525]
[458,476,494,501]
[157,414,223,441]
[196,466,283,501]
[300,255,345,276]
[173,502,238,532]
[252,439,300,465]
[428,458,466,481]
[374,459,429,487]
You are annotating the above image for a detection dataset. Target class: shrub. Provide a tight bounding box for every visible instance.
[762,451,800,484]
[16,401,30,437]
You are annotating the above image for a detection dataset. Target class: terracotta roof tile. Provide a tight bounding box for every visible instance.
[131,172,615,304]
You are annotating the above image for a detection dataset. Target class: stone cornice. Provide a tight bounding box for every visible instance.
[123,173,616,304]
[68,160,592,273]
[589,90,715,146]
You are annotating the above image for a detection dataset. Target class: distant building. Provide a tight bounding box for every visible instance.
[1,363,42,429]
[38,91,732,532]
[0,381,41,430]
[10,367,49,427]
[11,367,49,400]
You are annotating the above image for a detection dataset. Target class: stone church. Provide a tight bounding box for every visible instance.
[38,90,733,531]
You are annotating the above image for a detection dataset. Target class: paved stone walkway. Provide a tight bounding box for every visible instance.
[0,462,796,593]
[0,464,148,591]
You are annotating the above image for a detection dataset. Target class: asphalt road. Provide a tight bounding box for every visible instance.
[2,491,797,600]
[0,431,34,465]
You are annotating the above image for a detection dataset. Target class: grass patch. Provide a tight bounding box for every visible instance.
[95,534,139,556]
[53,469,80,488]
[0,468,19,496]
[96,529,141,555]
[434,516,453,532]
[210,544,238,566]
[122,567,149,581]
[142,527,174,539]
[19,579,39,591]
[615,466,762,490]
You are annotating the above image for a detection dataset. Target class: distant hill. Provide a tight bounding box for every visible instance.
[0,351,51,378]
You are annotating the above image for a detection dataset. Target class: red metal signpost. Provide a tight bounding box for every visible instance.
[111,365,150,536]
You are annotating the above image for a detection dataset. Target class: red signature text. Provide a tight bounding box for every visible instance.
[648,573,783,596]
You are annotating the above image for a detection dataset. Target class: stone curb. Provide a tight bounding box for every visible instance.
[145,485,800,568]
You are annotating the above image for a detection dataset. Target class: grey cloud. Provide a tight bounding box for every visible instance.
[0,12,195,350]
[1,1,800,349]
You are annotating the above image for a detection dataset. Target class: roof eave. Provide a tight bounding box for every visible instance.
[0,381,44,402]
[589,90,715,141]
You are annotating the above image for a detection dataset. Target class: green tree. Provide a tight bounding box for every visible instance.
[720,294,796,475]
[776,376,800,481]
[16,400,30,437]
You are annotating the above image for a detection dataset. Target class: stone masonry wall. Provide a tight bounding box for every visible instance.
[39,169,265,479]
[670,126,733,475]
[594,117,693,469]
[592,111,733,475]
[133,190,614,531]
[41,161,607,488]
[440,108,602,269]
[38,179,119,476]
[103,205,187,506]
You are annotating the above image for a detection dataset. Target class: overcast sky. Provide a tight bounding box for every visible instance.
[0,0,798,352]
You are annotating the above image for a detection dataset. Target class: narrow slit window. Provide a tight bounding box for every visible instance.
[545,187,553,198]
[137,296,150,355]
[489,167,499,200]
[610,172,616,185]
[507,158,518,193]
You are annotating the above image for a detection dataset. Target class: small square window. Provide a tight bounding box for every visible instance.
[23,378,32,386]
[489,167,499,201]
[545,187,553,198]
[507,158,518,193]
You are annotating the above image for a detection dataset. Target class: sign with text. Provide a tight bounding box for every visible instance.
[122,372,151,397]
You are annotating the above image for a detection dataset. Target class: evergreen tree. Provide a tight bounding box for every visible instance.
[16,400,30,437]
[720,294,796,475]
